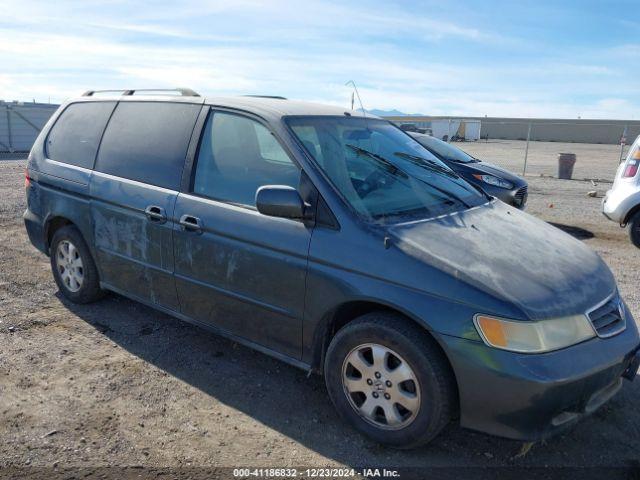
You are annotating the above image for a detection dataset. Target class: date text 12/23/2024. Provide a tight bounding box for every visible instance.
[233,468,400,478]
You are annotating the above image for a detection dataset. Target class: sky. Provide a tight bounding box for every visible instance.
[0,0,638,119]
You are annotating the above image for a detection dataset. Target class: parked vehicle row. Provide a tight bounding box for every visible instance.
[24,91,640,448]
[408,132,528,209]
[407,127,640,250]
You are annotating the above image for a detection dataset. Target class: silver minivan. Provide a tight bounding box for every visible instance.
[603,135,640,247]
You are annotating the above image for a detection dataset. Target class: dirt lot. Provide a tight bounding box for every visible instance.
[1,150,639,475]
[460,139,628,181]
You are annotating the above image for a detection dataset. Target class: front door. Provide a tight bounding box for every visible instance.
[173,110,311,359]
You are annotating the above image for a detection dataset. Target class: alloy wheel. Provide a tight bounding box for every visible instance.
[56,240,84,293]
[341,343,421,430]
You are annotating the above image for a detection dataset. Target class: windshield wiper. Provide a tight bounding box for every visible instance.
[401,152,492,202]
[393,152,460,179]
[346,144,408,179]
[347,145,472,208]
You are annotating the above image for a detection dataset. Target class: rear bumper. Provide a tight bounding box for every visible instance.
[602,184,640,224]
[23,208,47,255]
[440,313,640,441]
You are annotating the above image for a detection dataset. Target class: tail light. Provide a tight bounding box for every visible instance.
[624,161,639,178]
[623,148,640,178]
[25,169,31,188]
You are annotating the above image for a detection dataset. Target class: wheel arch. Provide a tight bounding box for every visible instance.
[313,299,461,422]
[44,215,74,253]
[623,203,640,226]
[311,300,457,381]
[44,215,97,270]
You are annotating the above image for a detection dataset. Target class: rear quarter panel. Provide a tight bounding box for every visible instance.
[26,102,96,260]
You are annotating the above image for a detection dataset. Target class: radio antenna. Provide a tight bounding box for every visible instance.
[345,80,368,127]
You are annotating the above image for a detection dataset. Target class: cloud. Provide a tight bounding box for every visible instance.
[0,0,638,118]
[607,43,640,59]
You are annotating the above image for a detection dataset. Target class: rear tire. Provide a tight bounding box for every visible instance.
[50,225,104,304]
[324,312,456,449]
[629,211,640,249]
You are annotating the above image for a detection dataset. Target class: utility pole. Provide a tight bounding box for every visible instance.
[523,122,532,176]
[619,125,628,163]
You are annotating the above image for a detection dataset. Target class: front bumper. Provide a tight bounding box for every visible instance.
[472,181,528,209]
[440,314,640,441]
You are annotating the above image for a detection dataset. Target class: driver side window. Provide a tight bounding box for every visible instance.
[193,111,300,207]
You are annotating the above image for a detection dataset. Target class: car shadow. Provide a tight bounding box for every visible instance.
[548,222,595,240]
[58,292,640,468]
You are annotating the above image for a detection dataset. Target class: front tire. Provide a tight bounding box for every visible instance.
[629,211,640,249]
[50,225,104,303]
[324,312,456,449]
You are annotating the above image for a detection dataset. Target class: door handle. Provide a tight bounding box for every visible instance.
[179,214,203,233]
[144,205,167,223]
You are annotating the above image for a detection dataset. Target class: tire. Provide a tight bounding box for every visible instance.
[629,211,640,249]
[50,225,104,303]
[324,312,456,449]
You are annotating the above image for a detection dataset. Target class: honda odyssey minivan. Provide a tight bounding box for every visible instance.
[24,89,640,448]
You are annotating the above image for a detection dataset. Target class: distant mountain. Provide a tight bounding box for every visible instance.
[362,108,424,117]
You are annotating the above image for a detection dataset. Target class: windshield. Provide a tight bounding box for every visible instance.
[413,134,477,163]
[286,116,487,223]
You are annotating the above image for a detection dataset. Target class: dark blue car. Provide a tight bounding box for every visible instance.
[409,132,528,209]
[24,91,640,448]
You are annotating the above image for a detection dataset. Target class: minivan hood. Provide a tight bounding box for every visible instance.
[387,201,615,320]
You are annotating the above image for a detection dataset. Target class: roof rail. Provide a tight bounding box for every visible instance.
[242,95,287,100]
[82,88,200,97]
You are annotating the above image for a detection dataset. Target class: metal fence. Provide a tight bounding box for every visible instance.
[419,121,634,183]
[1,106,634,181]
[0,101,59,158]
[387,116,640,145]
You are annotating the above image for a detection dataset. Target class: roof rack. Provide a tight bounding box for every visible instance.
[242,95,287,100]
[82,88,200,97]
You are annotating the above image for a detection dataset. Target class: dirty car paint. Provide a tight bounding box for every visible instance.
[388,200,615,320]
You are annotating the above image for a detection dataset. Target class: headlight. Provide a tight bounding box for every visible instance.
[474,314,596,353]
[472,174,513,189]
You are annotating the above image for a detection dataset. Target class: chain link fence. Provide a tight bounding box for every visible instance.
[4,112,638,181]
[440,121,636,183]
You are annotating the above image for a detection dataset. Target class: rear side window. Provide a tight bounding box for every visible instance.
[46,102,116,168]
[192,112,300,206]
[95,102,200,190]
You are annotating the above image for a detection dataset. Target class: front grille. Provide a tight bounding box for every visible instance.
[588,296,626,338]
[514,185,528,205]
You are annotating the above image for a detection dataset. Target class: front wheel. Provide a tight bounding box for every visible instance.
[324,312,457,448]
[629,211,640,249]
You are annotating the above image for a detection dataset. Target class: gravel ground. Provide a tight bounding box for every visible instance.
[460,139,629,181]
[1,155,639,476]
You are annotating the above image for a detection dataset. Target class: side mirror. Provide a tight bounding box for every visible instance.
[256,185,307,219]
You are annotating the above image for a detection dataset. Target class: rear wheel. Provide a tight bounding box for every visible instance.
[629,211,640,249]
[50,226,104,303]
[324,312,456,448]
